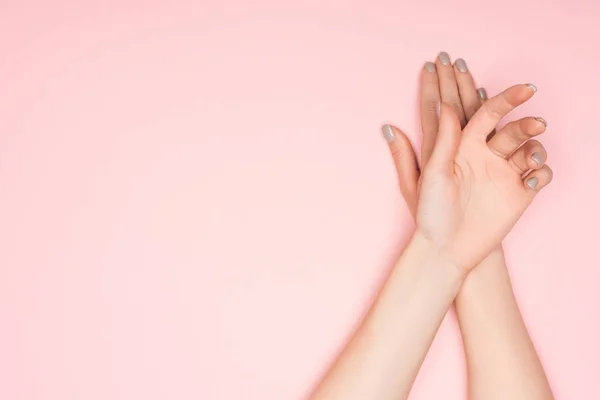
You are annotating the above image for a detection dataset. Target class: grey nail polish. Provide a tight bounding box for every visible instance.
[425,62,436,72]
[477,88,488,100]
[526,83,537,93]
[531,152,545,166]
[382,124,395,143]
[438,52,451,65]
[455,58,468,72]
[526,177,539,189]
[535,117,547,127]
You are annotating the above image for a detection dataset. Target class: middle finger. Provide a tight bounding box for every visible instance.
[436,51,467,128]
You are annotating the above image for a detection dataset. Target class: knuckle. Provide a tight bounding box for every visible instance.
[507,156,520,171]
[464,103,480,119]
[526,139,543,149]
[482,103,504,120]
[519,118,541,138]
[452,102,464,116]
[422,73,439,85]
[485,93,514,119]
[391,147,406,160]
[424,100,439,114]
[499,91,518,110]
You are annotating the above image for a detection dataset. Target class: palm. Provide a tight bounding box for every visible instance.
[454,140,530,267]
[416,95,546,271]
[416,142,524,270]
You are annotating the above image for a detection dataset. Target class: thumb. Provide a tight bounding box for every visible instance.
[428,102,461,172]
[382,124,419,217]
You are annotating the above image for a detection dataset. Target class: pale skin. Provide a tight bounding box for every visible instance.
[311,54,554,400]
[397,53,555,399]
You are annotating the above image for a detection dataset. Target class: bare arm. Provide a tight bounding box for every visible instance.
[456,249,553,399]
[391,52,554,400]
[313,80,552,399]
[312,234,464,400]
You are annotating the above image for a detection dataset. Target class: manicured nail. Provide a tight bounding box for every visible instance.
[455,58,468,72]
[425,62,436,72]
[477,88,488,100]
[531,152,545,166]
[382,124,395,143]
[526,83,537,93]
[526,177,539,189]
[436,102,441,117]
[438,52,451,65]
[535,117,547,127]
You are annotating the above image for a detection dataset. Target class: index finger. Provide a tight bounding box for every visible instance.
[464,83,537,141]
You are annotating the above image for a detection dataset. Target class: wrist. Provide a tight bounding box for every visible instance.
[400,231,467,289]
[458,246,510,298]
[412,227,490,276]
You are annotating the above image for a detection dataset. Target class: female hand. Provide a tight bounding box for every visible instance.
[383,54,552,272]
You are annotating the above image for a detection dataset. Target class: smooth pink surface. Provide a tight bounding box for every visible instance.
[0,1,598,399]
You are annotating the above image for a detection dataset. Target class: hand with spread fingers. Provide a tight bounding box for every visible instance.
[383,59,552,272]
[383,52,554,400]
[311,53,555,400]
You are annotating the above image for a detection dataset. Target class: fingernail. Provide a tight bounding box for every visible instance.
[477,88,488,100]
[382,124,395,143]
[526,177,539,189]
[425,62,436,72]
[526,83,537,93]
[436,102,441,117]
[535,117,547,127]
[455,58,468,72]
[531,152,545,166]
[438,52,451,65]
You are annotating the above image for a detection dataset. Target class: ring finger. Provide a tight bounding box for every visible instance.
[453,58,481,121]
[507,139,548,175]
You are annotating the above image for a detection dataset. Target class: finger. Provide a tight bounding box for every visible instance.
[453,58,481,121]
[464,83,537,141]
[523,164,553,195]
[420,61,441,168]
[428,103,461,173]
[436,52,467,128]
[476,88,499,141]
[507,139,547,175]
[487,116,547,158]
[477,87,488,103]
[382,124,419,216]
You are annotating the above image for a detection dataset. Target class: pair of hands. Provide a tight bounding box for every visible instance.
[383,52,552,273]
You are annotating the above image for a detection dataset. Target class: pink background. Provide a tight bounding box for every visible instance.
[0,1,598,399]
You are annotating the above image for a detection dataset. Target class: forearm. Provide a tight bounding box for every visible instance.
[311,233,464,400]
[455,248,554,400]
